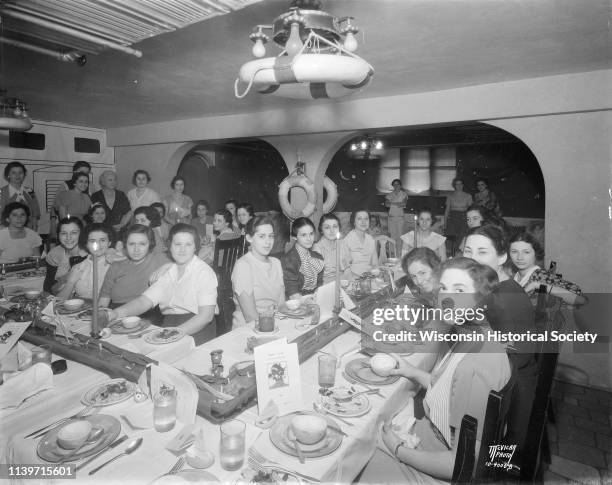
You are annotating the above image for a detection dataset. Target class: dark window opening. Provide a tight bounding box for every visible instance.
[9,131,45,150]
[74,137,100,153]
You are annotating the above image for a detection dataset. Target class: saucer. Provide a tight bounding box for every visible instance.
[269,412,343,459]
[278,306,310,318]
[81,378,137,407]
[322,387,371,418]
[252,324,279,335]
[344,358,399,386]
[37,414,120,463]
[56,301,91,315]
[144,327,185,344]
[109,319,150,334]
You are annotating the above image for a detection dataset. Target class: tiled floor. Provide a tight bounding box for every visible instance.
[544,379,611,484]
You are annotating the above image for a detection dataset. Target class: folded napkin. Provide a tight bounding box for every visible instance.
[0,363,53,409]
[255,399,279,429]
[388,397,420,447]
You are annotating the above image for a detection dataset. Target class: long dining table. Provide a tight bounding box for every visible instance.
[1,268,437,484]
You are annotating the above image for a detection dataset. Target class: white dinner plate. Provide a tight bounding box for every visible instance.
[81,378,137,407]
[144,327,185,344]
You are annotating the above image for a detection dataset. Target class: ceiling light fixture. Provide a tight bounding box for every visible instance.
[350,135,384,159]
[235,0,373,100]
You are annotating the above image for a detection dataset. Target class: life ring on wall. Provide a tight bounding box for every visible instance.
[236,54,373,100]
[322,176,338,214]
[279,174,317,220]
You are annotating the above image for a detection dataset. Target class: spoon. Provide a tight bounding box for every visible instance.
[312,402,354,427]
[59,427,104,464]
[287,428,306,464]
[88,437,143,475]
[332,388,380,402]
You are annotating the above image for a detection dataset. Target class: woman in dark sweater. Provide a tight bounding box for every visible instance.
[281,217,324,299]
[463,224,537,462]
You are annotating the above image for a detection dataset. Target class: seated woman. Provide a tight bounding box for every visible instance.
[44,217,88,294]
[0,202,42,263]
[133,205,167,253]
[99,224,169,311]
[57,223,113,300]
[151,202,171,242]
[231,216,285,328]
[463,224,537,454]
[281,217,324,299]
[236,203,255,235]
[191,199,213,242]
[84,202,109,225]
[53,172,91,222]
[457,204,505,254]
[401,208,446,262]
[401,247,441,306]
[509,230,586,306]
[360,258,510,484]
[213,209,240,240]
[312,213,349,284]
[344,209,379,278]
[108,224,217,345]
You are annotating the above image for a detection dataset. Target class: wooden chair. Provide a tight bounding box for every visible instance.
[375,236,397,263]
[212,236,248,336]
[451,361,517,484]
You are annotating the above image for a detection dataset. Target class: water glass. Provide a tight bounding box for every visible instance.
[307,303,320,326]
[257,306,275,332]
[31,345,52,365]
[154,388,177,432]
[318,354,337,388]
[219,419,246,470]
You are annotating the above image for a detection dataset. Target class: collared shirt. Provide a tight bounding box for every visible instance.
[144,256,217,315]
[72,256,111,299]
[344,230,377,276]
[312,237,350,283]
[127,187,162,211]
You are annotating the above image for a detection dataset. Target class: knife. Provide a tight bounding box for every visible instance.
[75,434,128,471]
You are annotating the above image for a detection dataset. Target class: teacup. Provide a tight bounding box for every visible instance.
[121,316,141,329]
[370,353,397,377]
[285,299,301,311]
[63,299,85,311]
[57,420,92,449]
[24,290,42,300]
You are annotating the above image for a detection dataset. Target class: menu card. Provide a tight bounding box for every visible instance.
[254,339,302,416]
[0,321,31,360]
[150,362,199,424]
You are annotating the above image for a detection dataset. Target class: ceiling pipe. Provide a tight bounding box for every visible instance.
[1,8,143,57]
[0,37,83,62]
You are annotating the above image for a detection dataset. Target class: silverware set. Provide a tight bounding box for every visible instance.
[75,434,128,471]
[342,371,385,397]
[88,437,143,475]
[166,456,185,475]
[25,405,98,439]
[248,448,321,483]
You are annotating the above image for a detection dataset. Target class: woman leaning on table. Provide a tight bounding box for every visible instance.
[402,247,441,307]
[344,209,379,277]
[281,217,324,300]
[231,216,285,328]
[108,223,217,345]
[360,258,510,484]
[98,225,169,323]
[44,217,88,294]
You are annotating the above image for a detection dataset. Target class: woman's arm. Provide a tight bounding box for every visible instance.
[389,357,432,388]
[370,240,379,268]
[281,252,302,299]
[110,295,154,321]
[118,210,133,230]
[178,304,215,336]
[43,264,58,293]
[383,426,456,480]
[436,244,447,262]
[236,290,259,323]
[56,265,84,299]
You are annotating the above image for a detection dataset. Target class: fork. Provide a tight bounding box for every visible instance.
[25,404,94,438]
[341,372,384,398]
[167,456,185,475]
[247,456,320,483]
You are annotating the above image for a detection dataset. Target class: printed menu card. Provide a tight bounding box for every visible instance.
[254,339,302,415]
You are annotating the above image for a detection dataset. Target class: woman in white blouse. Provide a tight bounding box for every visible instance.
[231,216,285,328]
[344,209,378,277]
[401,208,447,262]
[109,223,217,345]
[127,170,161,211]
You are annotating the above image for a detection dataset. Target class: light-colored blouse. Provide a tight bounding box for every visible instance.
[127,187,161,211]
[312,237,350,283]
[163,194,193,224]
[0,228,42,263]
[344,230,378,277]
[231,252,284,328]
[71,256,111,299]
[401,230,446,257]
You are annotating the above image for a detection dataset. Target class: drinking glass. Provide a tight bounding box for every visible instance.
[154,388,177,432]
[219,419,245,470]
[257,306,275,332]
[31,345,52,365]
[318,354,337,388]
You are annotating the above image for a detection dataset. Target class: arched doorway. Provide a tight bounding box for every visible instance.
[177,149,214,208]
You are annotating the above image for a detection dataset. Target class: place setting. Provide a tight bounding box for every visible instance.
[343,353,400,386]
[108,315,151,335]
[143,327,186,345]
[55,298,92,316]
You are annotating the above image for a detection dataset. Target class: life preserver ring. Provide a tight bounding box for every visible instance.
[237,54,373,99]
[279,174,317,220]
[322,176,338,214]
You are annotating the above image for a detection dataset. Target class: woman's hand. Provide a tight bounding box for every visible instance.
[388,353,417,379]
[381,422,403,457]
[66,263,86,285]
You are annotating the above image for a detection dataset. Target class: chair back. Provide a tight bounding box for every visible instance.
[375,237,397,262]
[451,360,517,484]
[212,236,247,286]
